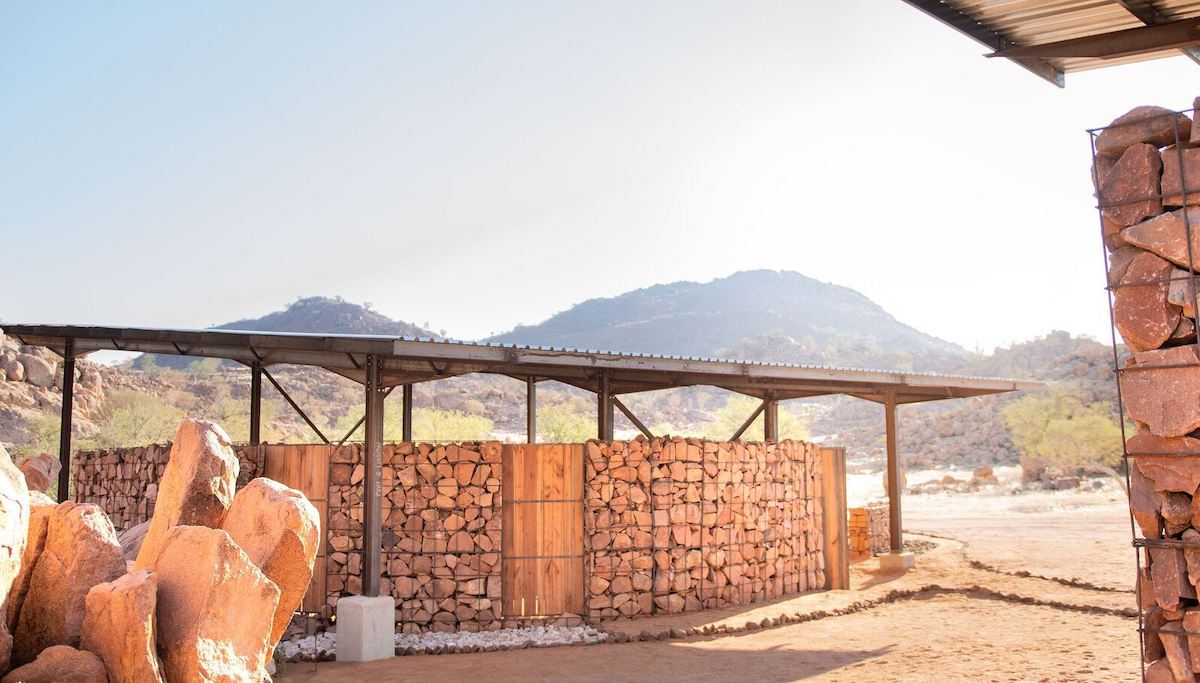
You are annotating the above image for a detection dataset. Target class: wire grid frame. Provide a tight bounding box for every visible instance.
[324,442,504,633]
[1090,102,1200,682]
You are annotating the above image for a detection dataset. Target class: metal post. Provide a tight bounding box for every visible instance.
[884,388,902,553]
[402,384,413,442]
[249,363,262,446]
[763,395,779,442]
[526,377,537,444]
[597,371,612,440]
[57,338,75,503]
[363,355,384,597]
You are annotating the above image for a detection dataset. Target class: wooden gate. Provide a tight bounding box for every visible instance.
[501,444,584,617]
[256,444,331,614]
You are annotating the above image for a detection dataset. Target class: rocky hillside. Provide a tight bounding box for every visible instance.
[488,270,966,359]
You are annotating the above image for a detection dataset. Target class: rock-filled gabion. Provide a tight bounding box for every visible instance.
[585,438,823,620]
[849,504,889,563]
[76,436,829,634]
[72,443,262,531]
[327,442,504,634]
[1093,100,1200,682]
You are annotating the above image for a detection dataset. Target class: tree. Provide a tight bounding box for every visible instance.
[1002,386,1123,479]
[538,401,593,443]
[81,390,183,449]
[701,395,810,442]
[409,407,493,442]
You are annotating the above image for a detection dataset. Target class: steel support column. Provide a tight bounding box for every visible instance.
[884,387,902,553]
[597,371,613,440]
[763,395,779,442]
[57,338,75,502]
[249,363,262,446]
[526,377,537,444]
[402,384,413,442]
[363,355,384,597]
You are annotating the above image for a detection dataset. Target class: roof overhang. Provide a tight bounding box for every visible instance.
[1,324,1041,406]
[902,0,1200,87]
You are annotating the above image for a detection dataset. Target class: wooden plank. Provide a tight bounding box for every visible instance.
[820,447,849,590]
[259,444,332,616]
[302,555,328,612]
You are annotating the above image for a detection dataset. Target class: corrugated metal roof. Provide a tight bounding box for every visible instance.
[906,0,1200,85]
[0,324,1041,405]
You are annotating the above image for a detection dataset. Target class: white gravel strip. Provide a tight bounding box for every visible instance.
[279,624,610,662]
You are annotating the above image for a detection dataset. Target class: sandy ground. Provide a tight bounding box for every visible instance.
[280,483,1141,682]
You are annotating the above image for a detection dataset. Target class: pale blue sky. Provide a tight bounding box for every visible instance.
[2,1,1196,352]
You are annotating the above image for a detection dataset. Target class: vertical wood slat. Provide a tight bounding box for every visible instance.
[501,444,583,618]
[260,444,331,613]
[819,446,849,590]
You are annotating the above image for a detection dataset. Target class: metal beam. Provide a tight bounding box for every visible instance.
[362,354,384,597]
[260,367,330,445]
[991,17,1200,60]
[884,387,903,554]
[1116,0,1200,65]
[402,384,413,442]
[612,396,653,440]
[57,339,74,502]
[729,401,766,442]
[249,363,262,446]
[526,377,537,444]
[900,0,1064,87]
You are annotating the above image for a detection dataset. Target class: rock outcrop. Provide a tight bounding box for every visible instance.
[0,445,30,671]
[221,478,320,646]
[133,420,238,571]
[12,502,124,665]
[1,644,108,683]
[16,455,59,494]
[151,525,280,682]
[81,569,165,683]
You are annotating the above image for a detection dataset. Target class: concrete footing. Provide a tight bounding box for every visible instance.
[879,551,915,571]
[335,595,396,662]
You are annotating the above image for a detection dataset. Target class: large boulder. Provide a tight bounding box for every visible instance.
[221,478,320,646]
[12,502,125,665]
[81,569,165,683]
[6,491,57,634]
[16,354,54,388]
[1095,106,1193,157]
[151,526,280,682]
[133,420,239,571]
[17,454,59,494]
[0,445,29,672]
[0,645,107,683]
[117,519,149,562]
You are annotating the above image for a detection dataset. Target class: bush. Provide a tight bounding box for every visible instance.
[1002,386,1122,470]
[538,401,593,443]
[701,395,809,441]
[81,390,183,449]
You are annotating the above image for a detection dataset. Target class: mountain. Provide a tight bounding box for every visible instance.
[135,296,438,369]
[487,270,965,360]
[217,296,438,338]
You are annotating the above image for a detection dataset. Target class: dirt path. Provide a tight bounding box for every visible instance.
[280,512,1140,682]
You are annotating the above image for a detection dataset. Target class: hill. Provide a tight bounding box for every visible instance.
[488,270,965,360]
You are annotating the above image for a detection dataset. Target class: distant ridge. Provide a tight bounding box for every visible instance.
[486,270,964,360]
[217,296,438,338]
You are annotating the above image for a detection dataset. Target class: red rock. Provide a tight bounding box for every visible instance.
[1129,464,1159,536]
[1152,547,1198,611]
[1108,246,1142,288]
[1170,269,1200,317]
[81,569,164,683]
[1121,346,1200,437]
[1096,106,1192,156]
[1146,607,1168,662]
[1131,431,1200,494]
[1161,620,1196,682]
[17,454,59,494]
[1185,607,1200,673]
[1113,251,1179,350]
[1164,147,1200,206]
[1146,656,1176,683]
[1161,491,1194,535]
[0,645,107,683]
[12,502,124,665]
[134,420,238,571]
[1122,208,1200,269]
[6,492,55,635]
[0,445,29,672]
[1100,143,1163,226]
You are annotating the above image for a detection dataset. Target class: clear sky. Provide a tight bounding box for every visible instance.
[2,1,1196,353]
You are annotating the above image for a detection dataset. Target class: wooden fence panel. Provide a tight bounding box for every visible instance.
[819,446,849,590]
[501,444,583,617]
[258,444,331,614]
